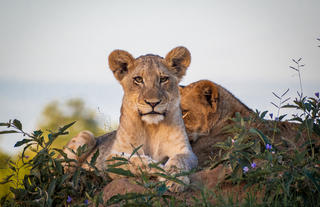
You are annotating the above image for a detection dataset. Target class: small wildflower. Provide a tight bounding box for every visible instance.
[316,92,319,98]
[272,151,275,154]
[275,117,279,121]
[84,199,89,205]
[269,113,273,119]
[25,155,29,159]
[243,166,249,173]
[67,196,72,203]
[266,144,272,150]
[231,139,235,144]
[251,162,257,168]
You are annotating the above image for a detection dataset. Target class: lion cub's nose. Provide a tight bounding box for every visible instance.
[144,99,161,108]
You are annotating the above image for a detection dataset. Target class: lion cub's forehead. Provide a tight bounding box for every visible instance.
[134,55,169,74]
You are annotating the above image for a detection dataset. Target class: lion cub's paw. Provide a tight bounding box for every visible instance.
[159,175,190,192]
[62,130,96,172]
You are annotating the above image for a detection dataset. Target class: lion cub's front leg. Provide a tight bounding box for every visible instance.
[162,153,197,192]
[106,152,164,180]
[60,131,96,172]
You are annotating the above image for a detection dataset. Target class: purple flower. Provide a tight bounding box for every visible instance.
[243,166,249,173]
[84,199,89,205]
[269,113,273,119]
[275,117,279,121]
[24,155,29,159]
[251,162,257,168]
[266,144,272,150]
[316,92,319,98]
[67,196,72,203]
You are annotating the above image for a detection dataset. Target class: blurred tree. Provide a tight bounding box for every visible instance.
[0,98,111,198]
[37,98,106,149]
[0,152,29,199]
[0,151,11,198]
[0,151,10,168]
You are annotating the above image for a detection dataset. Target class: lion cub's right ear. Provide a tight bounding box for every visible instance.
[108,50,135,82]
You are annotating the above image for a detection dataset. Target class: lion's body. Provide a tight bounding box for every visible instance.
[62,47,197,192]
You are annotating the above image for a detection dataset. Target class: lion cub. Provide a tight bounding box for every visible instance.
[62,47,198,192]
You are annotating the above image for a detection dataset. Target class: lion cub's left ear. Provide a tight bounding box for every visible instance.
[165,46,191,81]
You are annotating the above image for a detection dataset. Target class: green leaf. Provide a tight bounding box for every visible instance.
[0,175,14,184]
[303,169,320,193]
[249,128,270,145]
[106,157,129,162]
[106,192,150,205]
[153,173,186,185]
[260,111,268,119]
[279,114,287,121]
[59,121,76,133]
[14,138,33,147]
[0,130,19,134]
[106,167,135,177]
[234,142,254,151]
[107,161,128,168]
[53,148,68,159]
[129,145,143,159]
[156,183,168,196]
[48,179,57,197]
[58,174,70,186]
[282,104,298,109]
[13,119,22,130]
[23,176,33,191]
[72,168,81,188]
[214,142,231,150]
[313,123,320,136]
[148,162,165,172]
[90,149,100,166]
[33,130,43,137]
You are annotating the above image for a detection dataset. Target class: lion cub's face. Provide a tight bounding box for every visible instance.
[108,47,191,124]
[179,80,219,141]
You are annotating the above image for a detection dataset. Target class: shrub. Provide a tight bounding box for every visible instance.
[212,92,320,206]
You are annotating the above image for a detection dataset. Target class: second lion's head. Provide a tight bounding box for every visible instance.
[108,46,191,125]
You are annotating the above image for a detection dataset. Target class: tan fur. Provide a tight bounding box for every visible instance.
[180,80,253,142]
[62,79,251,173]
[62,47,198,192]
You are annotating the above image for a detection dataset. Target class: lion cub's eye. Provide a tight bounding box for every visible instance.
[160,76,169,83]
[133,76,143,84]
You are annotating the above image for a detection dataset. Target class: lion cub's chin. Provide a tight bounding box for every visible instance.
[141,114,165,125]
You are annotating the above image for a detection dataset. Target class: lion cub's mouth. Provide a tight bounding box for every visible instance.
[138,110,166,116]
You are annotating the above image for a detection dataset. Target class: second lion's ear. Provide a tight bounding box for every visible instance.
[200,81,219,112]
[108,50,135,82]
[165,46,191,81]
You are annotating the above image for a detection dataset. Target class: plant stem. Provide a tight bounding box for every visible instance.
[297,64,303,100]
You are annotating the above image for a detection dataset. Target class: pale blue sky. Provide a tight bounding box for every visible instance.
[0,0,319,154]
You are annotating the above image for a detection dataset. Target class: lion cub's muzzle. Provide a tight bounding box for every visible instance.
[138,99,167,124]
